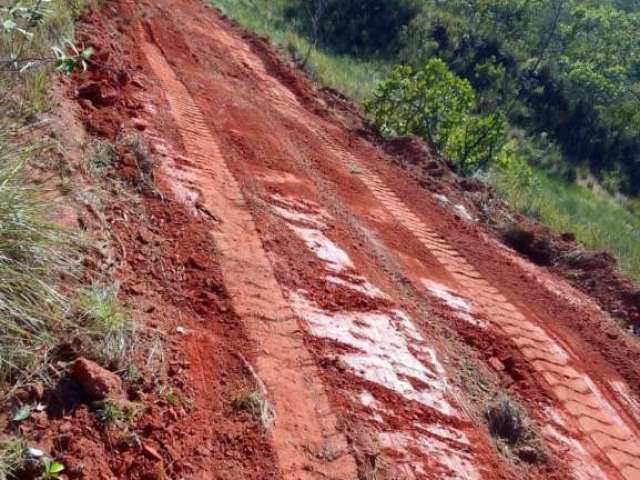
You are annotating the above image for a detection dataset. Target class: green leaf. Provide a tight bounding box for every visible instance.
[3,18,17,30]
[49,462,65,474]
[12,404,31,422]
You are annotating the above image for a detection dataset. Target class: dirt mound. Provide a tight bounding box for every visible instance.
[495,223,640,330]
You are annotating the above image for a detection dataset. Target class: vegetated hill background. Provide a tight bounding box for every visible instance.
[212,0,640,283]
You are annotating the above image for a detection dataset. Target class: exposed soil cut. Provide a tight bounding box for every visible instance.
[7,0,640,478]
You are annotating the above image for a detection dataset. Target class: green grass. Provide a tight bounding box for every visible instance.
[94,399,140,424]
[74,283,138,371]
[210,0,640,286]
[492,165,640,282]
[0,1,141,391]
[210,0,388,102]
[0,146,78,386]
[0,0,82,388]
[0,436,24,480]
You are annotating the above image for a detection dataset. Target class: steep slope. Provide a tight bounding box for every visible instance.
[62,0,640,478]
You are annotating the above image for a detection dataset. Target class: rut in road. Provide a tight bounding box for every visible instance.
[353,163,640,480]
[139,26,358,480]
[100,0,640,478]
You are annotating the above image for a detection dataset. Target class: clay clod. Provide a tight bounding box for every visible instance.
[72,357,124,400]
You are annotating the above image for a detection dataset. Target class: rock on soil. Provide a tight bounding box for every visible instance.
[72,357,124,400]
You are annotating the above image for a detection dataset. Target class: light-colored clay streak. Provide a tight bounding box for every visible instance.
[269,193,485,479]
[140,32,358,480]
[350,161,640,480]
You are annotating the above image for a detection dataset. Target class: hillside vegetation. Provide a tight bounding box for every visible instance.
[213,0,640,282]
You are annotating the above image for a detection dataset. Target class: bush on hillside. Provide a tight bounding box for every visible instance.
[287,0,420,57]
[365,59,506,174]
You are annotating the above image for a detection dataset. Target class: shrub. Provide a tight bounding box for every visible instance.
[287,0,420,57]
[365,58,506,173]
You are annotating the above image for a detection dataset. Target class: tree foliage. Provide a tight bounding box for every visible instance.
[365,59,506,173]
[287,0,419,56]
[393,0,640,193]
[281,0,639,192]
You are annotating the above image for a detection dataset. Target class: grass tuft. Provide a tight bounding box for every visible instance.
[73,283,137,371]
[94,399,139,425]
[0,436,25,480]
[0,136,79,386]
[486,397,528,445]
[84,139,117,176]
[232,389,275,431]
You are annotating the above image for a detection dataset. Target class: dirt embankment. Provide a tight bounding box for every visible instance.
[6,0,640,478]
[381,135,640,332]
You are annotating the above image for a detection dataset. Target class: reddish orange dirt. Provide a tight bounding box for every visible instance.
[42,0,640,478]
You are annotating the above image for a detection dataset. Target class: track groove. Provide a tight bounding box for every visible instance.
[140,28,358,480]
[347,160,640,479]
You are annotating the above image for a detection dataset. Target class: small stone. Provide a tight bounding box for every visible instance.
[72,357,124,400]
[59,421,73,434]
[132,118,150,131]
[488,357,505,372]
[186,255,207,270]
[77,81,102,102]
[515,445,540,464]
[27,448,45,458]
[334,357,348,372]
[137,230,153,244]
[100,90,120,107]
[142,444,163,462]
[78,98,96,111]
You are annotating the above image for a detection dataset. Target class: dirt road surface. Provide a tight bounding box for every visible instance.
[65,0,640,478]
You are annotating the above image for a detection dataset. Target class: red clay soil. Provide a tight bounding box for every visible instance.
[24,0,640,478]
[382,135,640,334]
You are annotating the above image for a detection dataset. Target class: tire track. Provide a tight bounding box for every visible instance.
[137,4,640,477]
[349,161,640,479]
[139,29,358,480]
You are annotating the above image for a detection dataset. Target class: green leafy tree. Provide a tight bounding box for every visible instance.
[288,0,419,56]
[365,58,506,173]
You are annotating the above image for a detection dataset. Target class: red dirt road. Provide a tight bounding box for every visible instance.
[69,0,640,478]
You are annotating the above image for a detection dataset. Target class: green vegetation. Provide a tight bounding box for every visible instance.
[74,283,138,370]
[94,399,139,425]
[0,1,139,394]
[0,147,78,385]
[40,457,64,480]
[492,164,640,281]
[211,0,640,284]
[212,0,387,101]
[0,437,24,480]
[365,59,506,173]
